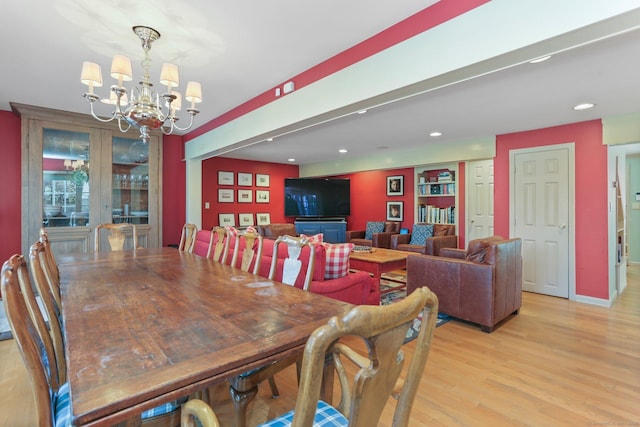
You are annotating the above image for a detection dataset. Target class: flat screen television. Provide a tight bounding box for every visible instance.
[284,178,351,217]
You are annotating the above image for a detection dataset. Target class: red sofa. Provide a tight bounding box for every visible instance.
[222,235,377,305]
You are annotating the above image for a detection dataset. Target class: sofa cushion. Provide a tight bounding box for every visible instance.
[409,224,434,246]
[383,221,399,233]
[365,221,385,240]
[322,242,354,279]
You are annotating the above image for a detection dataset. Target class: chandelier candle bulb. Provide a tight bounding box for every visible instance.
[185,81,202,109]
[110,55,133,86]
[80,62,103,94]
[160,63,180,92]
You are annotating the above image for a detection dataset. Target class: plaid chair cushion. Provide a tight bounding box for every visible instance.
[409,224,434,246]
[225,225,239,239]
[54,382,72,427]
[322,242,353,279]
[258,399,348,427]
[141,399,183,420]
[364,221,384,240]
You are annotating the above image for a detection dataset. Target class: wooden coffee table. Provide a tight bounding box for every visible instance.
[349,248,410,295]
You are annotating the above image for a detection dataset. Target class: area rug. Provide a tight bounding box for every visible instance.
[380,277,451,343]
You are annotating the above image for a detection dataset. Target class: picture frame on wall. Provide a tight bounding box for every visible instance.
[256,174,270,187]
[219,213,235,227]
[218,188,234,203]
[239,213,254,227]
[256,190,270,203]
[218,171,234,186]
[237,189,253,203]
[256,213,271,226]
[238,172,252,186]
[386,201,403,221]
[387,175,404,196]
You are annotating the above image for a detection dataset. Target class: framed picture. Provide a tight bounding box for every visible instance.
[256,174,270,187]
[218,171,234,186]
[237,189,253,203]
[387,175,404,196]
[256,190,270,203]
[218,213,235,227]
[238,213,254,227]
[386,201,403,221]
[218,188,234,203]
[256,213,271,226]
[238,172,252,186]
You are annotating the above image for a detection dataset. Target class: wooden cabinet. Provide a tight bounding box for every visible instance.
[294,219,347,243]
[13,103,162,257]
[415,166,457,225]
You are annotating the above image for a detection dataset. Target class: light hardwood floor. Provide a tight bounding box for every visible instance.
[1,267,639,426]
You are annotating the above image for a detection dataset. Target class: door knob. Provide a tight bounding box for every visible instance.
[559,224,566,229]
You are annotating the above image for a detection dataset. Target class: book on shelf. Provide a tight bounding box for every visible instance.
[417,204,455,224]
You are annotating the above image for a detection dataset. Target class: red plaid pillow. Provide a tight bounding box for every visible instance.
[225,226,239,239]
[322,242,353,279]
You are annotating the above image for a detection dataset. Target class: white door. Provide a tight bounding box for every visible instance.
[466,159,494,245]
[512,146,572,298]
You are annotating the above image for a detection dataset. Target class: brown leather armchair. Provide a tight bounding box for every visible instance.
[406,236,522,332]
[257,223,297,239]
[391,223,457,255]
[346,221,400,248]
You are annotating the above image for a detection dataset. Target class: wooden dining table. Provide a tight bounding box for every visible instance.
[58,247,353,426]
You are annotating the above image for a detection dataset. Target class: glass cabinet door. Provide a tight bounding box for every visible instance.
[42,128,91,228]
[112,137,149,225]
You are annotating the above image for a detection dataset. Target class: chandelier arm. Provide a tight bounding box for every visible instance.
[167,114,196,132]
[117,118,133,133]
[87,102,119,123]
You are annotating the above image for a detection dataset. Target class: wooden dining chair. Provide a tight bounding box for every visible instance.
[230,227,263,274]
[181,399,220,427]
[39,228,60,288]
[2,255,69,426]
[208,226,230,262]
[228,235,316,427]
[187,287,439,427]
[178,223,198,252]
[95,223,138,252]
[29,241,66,384]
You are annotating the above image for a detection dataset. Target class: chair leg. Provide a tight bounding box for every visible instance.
[267,376,280,398]
[229,384,258,427]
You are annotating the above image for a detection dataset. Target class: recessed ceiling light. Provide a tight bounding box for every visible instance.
[266,137,274,142]
[338,149,348,153]
[357,109,367,114]
[529,55,551,64]
[573,103,595,111]
[287,158,295,162]
[429,131,442,137]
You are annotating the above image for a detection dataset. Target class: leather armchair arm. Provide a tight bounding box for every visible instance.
[425,235,458,256]
[346,230,365,242]
[440,247,465,259]
[390,233,411,249]
[371,232,394,249]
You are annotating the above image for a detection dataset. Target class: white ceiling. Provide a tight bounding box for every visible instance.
[3,1,640,165]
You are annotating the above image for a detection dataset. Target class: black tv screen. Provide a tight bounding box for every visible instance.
[284,178,351,217]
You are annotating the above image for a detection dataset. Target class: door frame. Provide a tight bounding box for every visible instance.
[509,143,576,300]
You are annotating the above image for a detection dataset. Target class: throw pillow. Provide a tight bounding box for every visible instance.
[365,221,385,240]
[300,233,324,245]
[322,242,354,279]
[409,224,433,246]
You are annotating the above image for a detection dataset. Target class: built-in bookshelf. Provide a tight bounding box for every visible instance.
[415,166,457,225]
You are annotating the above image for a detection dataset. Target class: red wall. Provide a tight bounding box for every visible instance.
[162,134,186,246]
[201,157,299,230]
[335,168,415,231]
[495,120,608,299]
[0,111,22,266]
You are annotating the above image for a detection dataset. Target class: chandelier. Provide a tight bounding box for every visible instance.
[80,26,202,144]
